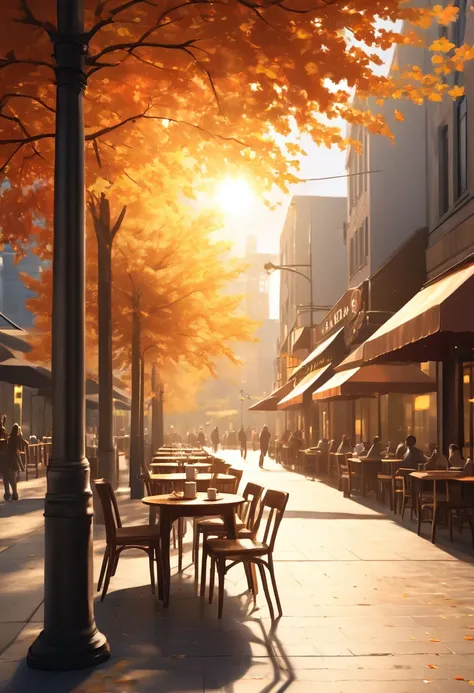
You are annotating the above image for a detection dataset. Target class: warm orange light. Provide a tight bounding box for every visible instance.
[215,178,254,215]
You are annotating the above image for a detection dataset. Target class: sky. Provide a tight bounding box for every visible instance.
[217,138,347,257]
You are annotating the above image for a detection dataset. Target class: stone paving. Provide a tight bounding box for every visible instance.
[1,450,474,691]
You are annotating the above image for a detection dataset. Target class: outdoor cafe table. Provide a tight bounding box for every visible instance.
[142,492,245,607]
[348,457,404,496]
[151,461,212,473]
[149,472,234,494]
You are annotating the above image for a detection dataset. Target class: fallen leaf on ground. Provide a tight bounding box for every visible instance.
[430,638,440,642]
[455,676,465,681]
[402,593,409,598]
[465,635,474,641]
[427,664,439,669]
[423,680,432,684]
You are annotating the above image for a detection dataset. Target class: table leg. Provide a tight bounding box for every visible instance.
[223,508,237,539]
[160,508,172,607]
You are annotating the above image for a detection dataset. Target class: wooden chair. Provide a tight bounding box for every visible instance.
[201,489,289,620]
[94,478,161,601]
[393,468,415,519]
[193,482,264,582]
[336,453,352,497]
[211,459,231,474]
[377,472,394,510]
[215,466,243,494]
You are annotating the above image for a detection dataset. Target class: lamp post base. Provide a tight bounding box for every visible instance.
[27,626,110,671]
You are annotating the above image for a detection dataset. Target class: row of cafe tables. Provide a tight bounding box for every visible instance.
[331,453,474,547]
[142,445,243,606]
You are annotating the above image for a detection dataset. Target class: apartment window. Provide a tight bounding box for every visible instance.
[349,218,369,278]
[455,97,468,198]
[455,0,467,47]
[439,125,449,216]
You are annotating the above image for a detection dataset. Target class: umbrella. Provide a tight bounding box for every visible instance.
[0,358,51,389]
[86,394,131,411]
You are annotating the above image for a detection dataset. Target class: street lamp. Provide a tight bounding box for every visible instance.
[27,0,109,671]
[240,389,251,429]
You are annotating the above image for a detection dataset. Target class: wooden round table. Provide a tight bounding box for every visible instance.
[151,461,212,472]
[142,492,244,607]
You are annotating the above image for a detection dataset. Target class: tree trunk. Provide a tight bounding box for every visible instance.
[151,364,163,453]
[129,296,143,499]
[139,356,145,466]
[95,200,115,488]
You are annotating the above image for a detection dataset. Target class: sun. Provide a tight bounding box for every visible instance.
[215,178,254,216]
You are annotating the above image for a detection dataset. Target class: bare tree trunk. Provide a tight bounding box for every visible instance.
[139,356,145,467]
[89,193,126,489]
[129,295,143,499]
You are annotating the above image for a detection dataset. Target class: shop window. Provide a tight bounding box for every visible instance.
[455,96,467,199]
[439,124,449,216]
[455,0,467,47]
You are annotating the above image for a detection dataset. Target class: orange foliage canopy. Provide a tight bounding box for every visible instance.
[0,0,468,227]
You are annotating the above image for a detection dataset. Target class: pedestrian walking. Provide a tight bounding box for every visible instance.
[259,425,271,468]
[210,426,220,454]
[238,427,247,460]
[1,424,23,502]
[197,427,206,447]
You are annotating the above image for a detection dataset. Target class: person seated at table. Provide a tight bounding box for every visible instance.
[402,435,426,470]
[367,436,383,459]
[385,441,396,457]
[425,445,448,470]
[464,457,473,475]
[448,443,464,468]
[316,438,330,453]
[337,434,352,454]
[353,441,366,456]
[396,441,407,458]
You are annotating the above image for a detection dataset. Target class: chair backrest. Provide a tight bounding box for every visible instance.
[228,467,244,493]
[94,478,121,543]
[212,460,231,474]
[395,467,415,492]
[140,466,153,496]
[240,482,264,529]
[336,453,349,477]
[253,489,289,550]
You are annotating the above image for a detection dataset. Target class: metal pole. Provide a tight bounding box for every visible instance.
[151,364,159,454]
[129,297,143,498]
[27,0,109,670]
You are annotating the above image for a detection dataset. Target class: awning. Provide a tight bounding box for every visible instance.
[291,327,345,379]
[313,364,436,401]
[248,381,293,411]
[277,364,332,410]
[337,263,474,367]
[291,326,311,353]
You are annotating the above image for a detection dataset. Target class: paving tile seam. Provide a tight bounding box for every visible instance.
[0,527,44,556]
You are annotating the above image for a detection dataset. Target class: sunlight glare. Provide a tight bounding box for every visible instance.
[216,178,254,216]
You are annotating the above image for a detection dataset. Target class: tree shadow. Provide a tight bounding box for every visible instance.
[283,510,388,521]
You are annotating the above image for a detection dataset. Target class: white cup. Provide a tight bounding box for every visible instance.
[185,465,196,480]
[184,481,197,499]
[207,487,217,501]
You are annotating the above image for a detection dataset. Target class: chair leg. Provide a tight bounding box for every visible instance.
[192,519,198,565]
[209,557,216,604]
[401,493,406,520]
[172,522,177,549]
[417,504,422,536]
[111,550,120,576]
[148,548,156,596]
[101,547,116,601]
[217,558,226,619]
[244,561,253,593]
[431,506,438,544]
[156,545,163,601]
[97,545,110,592]
[178,518,183,572]
[268,555,283,617]
[467,513,474,549]
[257,563,275,621]
[449,509,453,543]
[200,545,208,598]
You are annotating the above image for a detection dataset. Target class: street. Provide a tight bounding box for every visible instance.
[1,450,474,691]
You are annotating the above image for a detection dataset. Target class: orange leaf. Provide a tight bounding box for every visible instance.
[455,676,465,681]
[427,664,439,669]
[394,109,404,122]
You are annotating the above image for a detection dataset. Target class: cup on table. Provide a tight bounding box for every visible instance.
[184,481,197,499]
[207,487,217,501]
[185,465,196,480]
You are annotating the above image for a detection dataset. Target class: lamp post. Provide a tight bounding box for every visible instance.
[240,389,251,429]
[27,0,109,670]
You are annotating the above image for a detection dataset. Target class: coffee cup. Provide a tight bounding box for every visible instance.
[207,487,217,501]
[184,481,197,499]
[185,465,196,480]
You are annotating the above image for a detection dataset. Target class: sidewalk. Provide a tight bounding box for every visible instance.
[1,451,474,691]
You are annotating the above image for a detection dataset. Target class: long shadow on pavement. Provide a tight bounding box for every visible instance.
[0,498,44,517]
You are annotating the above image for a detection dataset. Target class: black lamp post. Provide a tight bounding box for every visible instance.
[27,0,110,670]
